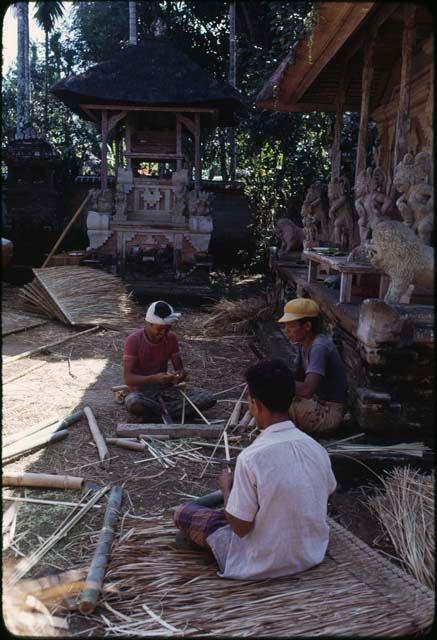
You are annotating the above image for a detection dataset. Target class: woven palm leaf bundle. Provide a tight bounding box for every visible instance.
[203,296,274,336]
[19,266,137,330]
[367,467,434,589]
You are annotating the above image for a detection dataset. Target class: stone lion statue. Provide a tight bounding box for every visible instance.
[365,219,434,304]
[275,218,304,258]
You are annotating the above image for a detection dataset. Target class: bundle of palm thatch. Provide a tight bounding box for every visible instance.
[19,266,137,329]
[87,515,434,637]
[203,296,274,336]
[367,467,434,589]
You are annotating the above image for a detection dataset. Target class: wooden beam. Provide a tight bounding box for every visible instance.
[101,109,108,191]
[80,103,216,113]
[393,3,416,170]
[355,34,376,180]
[194,113,201,190]
[81,107,98,122]
[108,110,127,133]
[177,113,195,135]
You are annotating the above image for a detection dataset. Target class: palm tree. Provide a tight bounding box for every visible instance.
[34,1,64,134]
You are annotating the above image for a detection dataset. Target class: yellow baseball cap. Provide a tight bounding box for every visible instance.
[278,298,320,322]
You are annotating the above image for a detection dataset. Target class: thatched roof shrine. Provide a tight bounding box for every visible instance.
[51,37,242,126]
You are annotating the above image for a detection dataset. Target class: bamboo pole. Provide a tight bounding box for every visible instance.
[2,430,69,463]
[41,191,92,267]
[3,326,100,364]
[3,410,83,448]
[106,438,146,453]
[84,407,110,467]
[2,472,84,490]
[78,485,123,614]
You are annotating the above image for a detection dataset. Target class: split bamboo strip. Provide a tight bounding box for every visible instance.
[4,496,101,509]
[78,485,123,614]
[84,407,110,468]
[248,416,256,427]
[177,388,210,425]
[238,408,252,427]
[42,191,92,267]
[228,390,246,427]
[2,430,69,463]
[133,446,203,465]
[3,326,99,364]
[8,486,109,585]
[117,424,223,439]
[191,441,243,452]
[3,361,47,385]
[2,472,83,490]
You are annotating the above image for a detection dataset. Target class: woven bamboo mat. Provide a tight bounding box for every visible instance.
[2,309,49,336]
[94,515,434,636]
[19,266,138,329]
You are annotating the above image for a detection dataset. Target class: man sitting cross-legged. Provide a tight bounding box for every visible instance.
[123,300,215,422]
[174,358,336,580]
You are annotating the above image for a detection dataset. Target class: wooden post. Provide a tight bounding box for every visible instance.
[355,34,376,182]
[101,109,108,191]
[194,112,201,191]
[393,4,416,171]
[331,84,345,181]
[125,115,132,171]
[176,116,182,171]
[78,485,123,614]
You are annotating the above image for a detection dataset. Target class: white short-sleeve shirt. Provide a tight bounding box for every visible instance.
[206,420,336,580]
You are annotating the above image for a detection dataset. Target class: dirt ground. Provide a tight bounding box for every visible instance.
[2,282,398,635]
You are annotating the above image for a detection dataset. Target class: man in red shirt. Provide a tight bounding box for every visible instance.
[123,300,215,421]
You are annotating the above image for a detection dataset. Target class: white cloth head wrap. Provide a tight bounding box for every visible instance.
[145,300,181,325]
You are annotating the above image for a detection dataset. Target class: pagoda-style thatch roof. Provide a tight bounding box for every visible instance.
[51,37,243,126]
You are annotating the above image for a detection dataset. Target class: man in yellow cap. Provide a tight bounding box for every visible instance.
[278,298,347,435]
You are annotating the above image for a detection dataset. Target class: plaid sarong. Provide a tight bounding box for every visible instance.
[174,503,227,549]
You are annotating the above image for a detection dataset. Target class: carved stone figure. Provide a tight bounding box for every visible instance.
[275,218,304,258]
[114,184,128,220]
[300,181,329,248]
[365,220,434,304]
[96,188,114,214]
[171,169,189,216]
[393,151,434,246]
[188,190,212,217]
[328,176,355,251]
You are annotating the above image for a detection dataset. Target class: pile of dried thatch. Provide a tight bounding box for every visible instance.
[91,515,434,637]
[203,296,274,337]
[367,467,434,589]
[19,266,137,329]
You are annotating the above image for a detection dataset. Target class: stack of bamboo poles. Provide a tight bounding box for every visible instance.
[19,267,136,329]
[203,297,274,337]
[367,467,434,589]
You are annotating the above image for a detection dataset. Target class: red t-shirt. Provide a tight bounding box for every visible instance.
[123,329,180,384]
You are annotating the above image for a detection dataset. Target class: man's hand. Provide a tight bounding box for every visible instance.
[155,372,176,385]
[219,468,233,495]
[174,369,187,383]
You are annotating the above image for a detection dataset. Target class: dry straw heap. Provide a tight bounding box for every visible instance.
[367,466,434,589]
[203,296,274,337]
[19,266,136,329]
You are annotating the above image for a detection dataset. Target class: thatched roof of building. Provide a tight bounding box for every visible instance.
[51,37,243,126]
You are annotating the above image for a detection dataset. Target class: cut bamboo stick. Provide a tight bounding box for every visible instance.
[84,407,110,468]
[3,410,83,448]
[4,496,101,509]
[248,416,256,427]
[111,384,129,392]
[238,409,252,427]
[228,390,246,427]
[42,191,92,268]
[177,388,211,425]
[106,438,146,453]
[3,326,99,364]
[2,430,69,463]
[2,472,83,490]
[78,485,123,614]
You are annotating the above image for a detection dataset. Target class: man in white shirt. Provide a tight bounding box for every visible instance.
[174,359,336,580]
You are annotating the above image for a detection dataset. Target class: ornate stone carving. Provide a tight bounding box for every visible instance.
[393,151,434,246]
[328,176,355,251]
[95,188,114,214]
[300,181,329,248]
[171,169,189,216]
[365,220,434,304]
[86,210,112,250]
[275,218,304,258]
[188,190,212,217]
[113,184,128,221]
